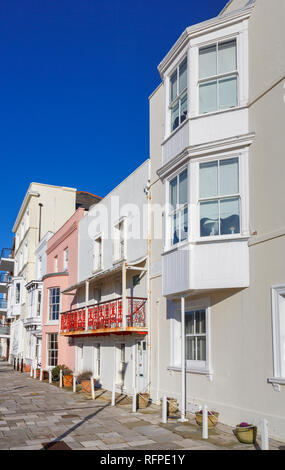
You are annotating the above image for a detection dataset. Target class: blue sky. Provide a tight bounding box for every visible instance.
[0,0,226,249]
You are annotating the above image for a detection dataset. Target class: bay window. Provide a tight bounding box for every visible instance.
[169,58,188,132]
[199,157,240,237]
[169,169,188,246]
[199,39,238,114]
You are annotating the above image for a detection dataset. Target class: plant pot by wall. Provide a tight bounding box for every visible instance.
[35,369,41,379]
[63,375,73,388]
[236,425,257,444]
[195,411,219,429]
[23,364,31,373]
[137,393,150,409]
[81,379,92,393]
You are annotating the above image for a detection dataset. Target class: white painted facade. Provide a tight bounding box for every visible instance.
[149,0,285,441]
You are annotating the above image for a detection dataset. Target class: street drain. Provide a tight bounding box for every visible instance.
[42,441,72,450]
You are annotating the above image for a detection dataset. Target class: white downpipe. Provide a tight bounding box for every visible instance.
[261,419,269,450]
[132,387,137,413]
[85,281,89,331]
[111,379,116,407]
[202,405,208,439]
[59,369,63,388]
[162,395,167,424]
[122,263,127,330]
[179,296,188,422]
[91,377,95,400]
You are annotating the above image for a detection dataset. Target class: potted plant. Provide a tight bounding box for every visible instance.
[236,422,257,444]
[62,367,73,387]
[137,393,150,409]
[77,371,93,393]
[51,364,66,382]
[195,409,219,428]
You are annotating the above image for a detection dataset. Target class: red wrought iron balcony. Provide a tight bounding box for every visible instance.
[60,297,147,336]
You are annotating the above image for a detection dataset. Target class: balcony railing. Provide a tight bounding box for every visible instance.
[0,248,13,259]
[0,299,7,309]
[60,297,147,335]
[0,273,11,284]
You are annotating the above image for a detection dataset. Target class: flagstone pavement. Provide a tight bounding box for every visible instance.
[0,361,284,451]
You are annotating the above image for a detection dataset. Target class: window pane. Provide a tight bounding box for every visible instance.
[170,70,177,102]
[199,45,217,79]
[200,161,218,198]
[179,169,188,205]
[220,158,239,196]
[181,207,188,242]
[199,80,217,114]
[220,197,240,235]
[179,59,187,92]
[200,200,219,237]
[169,177,177,208]
[218,40,237,74]
[180,93,187,124]
[185,312,195,334]
[186,337,196,360]
[171,102,179,131]
[196,311,206,334]
[197,337,206,361]
[219,75,237,110]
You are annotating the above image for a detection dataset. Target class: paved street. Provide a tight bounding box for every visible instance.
[0,361,283,451]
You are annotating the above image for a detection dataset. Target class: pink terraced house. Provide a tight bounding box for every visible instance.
[41,208,85,372]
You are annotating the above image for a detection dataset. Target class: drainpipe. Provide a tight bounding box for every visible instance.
[38,203,43,243]
[146,161,151,395]
[180,296,188,422]
[85,281,89,331]
[122,262,127,329]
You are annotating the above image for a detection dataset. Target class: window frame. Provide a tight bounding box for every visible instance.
[271,286,285,380]
[47,333,58,368]
[198,38,239,115]
[48,287,60,322]
[185,309,207,370]
[198,155,241,239]
[15,282,21,305]
[167,166,189,249]
[113,217,127,263]
[63,248,69,272]
[93,235,103,273]
[169,56,188,133]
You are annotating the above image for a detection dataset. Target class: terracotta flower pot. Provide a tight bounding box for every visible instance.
[63,375,73,388]
[236,425,257,444]
[81,379,92,393]
[137,393,150,409]
[23,364,31,373]
[36,369,41,379]
[195,411,219,429]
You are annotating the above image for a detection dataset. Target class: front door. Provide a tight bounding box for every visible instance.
[136,339,147,392]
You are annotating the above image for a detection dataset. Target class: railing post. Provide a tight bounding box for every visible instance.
[40,369,43,381]
[20,359,23,373]
[73,375,76,393]
[261,419,269,450]
[111,380,116,406]
[122,262,127,329]
[132,388,137,413]
[202,405,208,440]
[33,367,37,379]
[85,281,89,332]
[91,377,95,400]
[49,369,52,384]
[30,366,33,378]
[59,369,63,388]
[162,395,167,424]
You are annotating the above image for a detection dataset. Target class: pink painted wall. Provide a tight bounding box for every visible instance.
[41,208,84,372]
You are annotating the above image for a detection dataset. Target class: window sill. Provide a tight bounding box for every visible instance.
[45,321,59,326]
[267,377,285,386]
[167,365,213,377]
[162,117,189,146]
[190,105,247,120]
[193,234,250,244]
[92,268,103,275]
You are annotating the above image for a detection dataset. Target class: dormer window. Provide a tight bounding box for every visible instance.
[169,58,187,132]
[199,39,238,114]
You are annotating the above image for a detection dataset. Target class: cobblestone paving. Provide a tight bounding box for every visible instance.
[0,362,284,450]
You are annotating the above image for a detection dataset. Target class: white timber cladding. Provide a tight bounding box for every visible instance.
[271,286,285,380]
[162,19,249,165]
